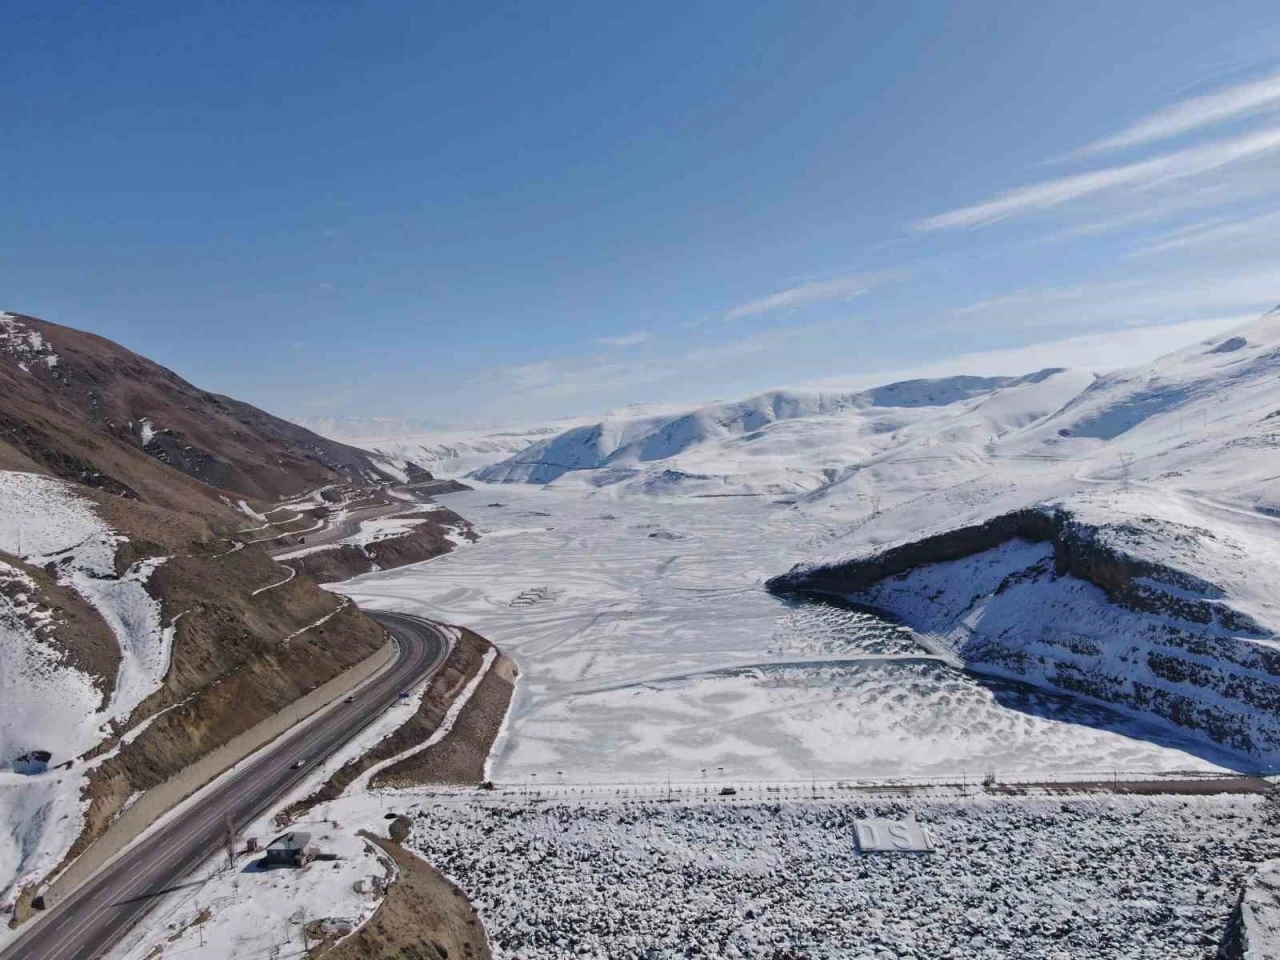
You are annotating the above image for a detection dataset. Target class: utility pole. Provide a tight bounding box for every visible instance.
[1119,453,1135,491]
[224,811,237,871]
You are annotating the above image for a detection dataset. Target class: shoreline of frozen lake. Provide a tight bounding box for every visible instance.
[335,483,1234,783]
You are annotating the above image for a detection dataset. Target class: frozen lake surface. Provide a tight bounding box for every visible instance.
[337,484,1229,782]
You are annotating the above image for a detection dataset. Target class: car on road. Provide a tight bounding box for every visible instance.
[291,759,307,769]
[398,691,411,699]
[719,787,738,796]
[343,696,355,704]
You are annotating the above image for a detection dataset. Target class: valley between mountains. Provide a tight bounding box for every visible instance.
[4,307,1280,959]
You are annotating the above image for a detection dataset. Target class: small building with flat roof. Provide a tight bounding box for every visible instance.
[264,831,313,867]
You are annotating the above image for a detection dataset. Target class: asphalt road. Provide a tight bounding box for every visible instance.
[2,611,450,960]
[264,500,404,557]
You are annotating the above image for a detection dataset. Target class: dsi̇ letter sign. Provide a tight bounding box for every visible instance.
[854,819,934,853]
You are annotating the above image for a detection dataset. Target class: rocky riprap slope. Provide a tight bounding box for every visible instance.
[410,795,1280,959]
[1218,858,1280,959]
[768,503,1280,766]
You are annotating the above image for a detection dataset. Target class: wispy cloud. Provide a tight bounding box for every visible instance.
[1129,207,1280,256]
[1072,68,1280,158]
[804,315,1250,393]
[915,126,1280,231]
[952,265,1280,331]
[725,271,892,321]
[594,330,653,348]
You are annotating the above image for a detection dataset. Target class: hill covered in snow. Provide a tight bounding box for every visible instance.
[474,309,1279,529]
[473,369,1094,494]
[476,310,1280,768]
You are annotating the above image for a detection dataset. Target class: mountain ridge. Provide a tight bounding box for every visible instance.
[0,311,447,925]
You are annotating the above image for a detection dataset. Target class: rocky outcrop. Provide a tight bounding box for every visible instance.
[769,507,1280,764]
[769,509,1058,595]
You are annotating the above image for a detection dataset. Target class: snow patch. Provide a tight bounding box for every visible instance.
[0,314,59,372]
[236,499,266,523]
[0,471,175,915]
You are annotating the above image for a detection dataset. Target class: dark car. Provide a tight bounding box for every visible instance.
[719,787,738,796]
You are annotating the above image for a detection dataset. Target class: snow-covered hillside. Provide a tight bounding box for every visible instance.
[0,473,173,761]
[0,472,174,914]
[470,310,1280,767]
[475,310,1280,515]
[767,311,1280,767]
[474,369,1093,493]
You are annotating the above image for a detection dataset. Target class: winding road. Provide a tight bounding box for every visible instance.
[2,611,450,960]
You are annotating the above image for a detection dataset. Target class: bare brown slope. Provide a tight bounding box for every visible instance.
[328,834,491,960]
[0,311,399,505]
[0,312,421,917]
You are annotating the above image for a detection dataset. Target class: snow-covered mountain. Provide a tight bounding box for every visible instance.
[473,369,1093,492]
[475,310,1280,767]
[768,309,1280,767]
[474,310,1280,519]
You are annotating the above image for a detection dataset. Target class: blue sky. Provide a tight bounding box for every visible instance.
[5,1,1280,425]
